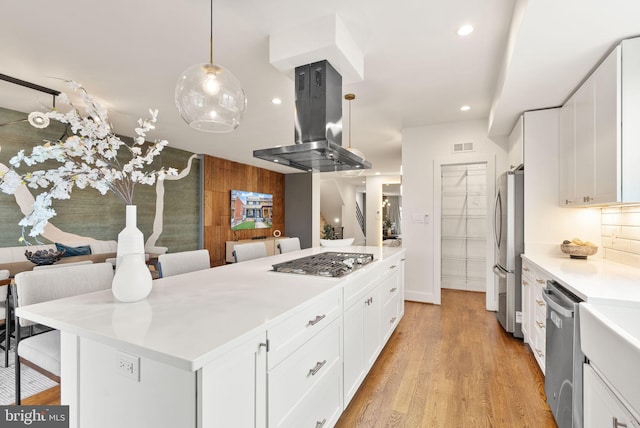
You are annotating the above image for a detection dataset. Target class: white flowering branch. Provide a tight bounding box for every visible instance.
[0,81,178,238]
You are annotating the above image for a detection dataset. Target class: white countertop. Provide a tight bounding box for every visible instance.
[522,252,640,304]
[16,246,404,371]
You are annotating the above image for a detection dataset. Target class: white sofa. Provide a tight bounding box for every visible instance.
[0,240,118,264]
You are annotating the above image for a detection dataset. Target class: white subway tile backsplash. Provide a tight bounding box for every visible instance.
[621,226,640,240]
[601,213,623,225]
[601,225,620,237]
[604,248,640,266]
[601,206,640,268]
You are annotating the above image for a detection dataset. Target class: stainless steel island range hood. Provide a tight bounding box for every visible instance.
[253,60,371,173]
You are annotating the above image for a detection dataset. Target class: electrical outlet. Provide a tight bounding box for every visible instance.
[116,351,140,382]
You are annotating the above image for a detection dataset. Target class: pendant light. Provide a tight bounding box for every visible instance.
[175,0,247,132]
[0,74,59,129]
[340,93,365,176]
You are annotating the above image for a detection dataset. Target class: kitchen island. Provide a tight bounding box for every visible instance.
[16,245,405,428]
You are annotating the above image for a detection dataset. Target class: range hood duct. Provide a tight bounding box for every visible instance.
[253,60,371,173]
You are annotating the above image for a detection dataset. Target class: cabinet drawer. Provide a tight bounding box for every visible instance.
[343,256,400,307]
[272,357,342,428]
[268,287,342,369]
[380,292,401,344]
[269,318,341,425]
[379,267,400,306]
[533,286,546,314]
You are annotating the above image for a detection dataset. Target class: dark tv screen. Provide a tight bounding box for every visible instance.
[230,190,273,230]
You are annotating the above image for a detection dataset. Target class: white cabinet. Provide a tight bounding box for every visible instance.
[508,115,524,170]
[344,280,380,405]
[343,254,404,407]
[268,318,342,428]
[520,259,547,373]
[559,100,576,205]
[559,37,640,206]
[200,331,268,428]
[584,364,639,428]
[521,262,533,343]
[267,287,343,428]
[379,262,402,344]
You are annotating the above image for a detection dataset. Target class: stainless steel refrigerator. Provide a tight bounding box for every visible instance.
[492,169,524,338]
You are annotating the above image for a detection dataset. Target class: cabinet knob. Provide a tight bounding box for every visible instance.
[536,279,545,284]
[390,265,397,269]
[565,199,573,205]
[536,299,545,307]
[523,267,530,272]
[390,317,397,324]
[535,348,544,358]
[523,280,529,286]
[390,287,397,293]
[536,321,545,329]
[583,196,593,202]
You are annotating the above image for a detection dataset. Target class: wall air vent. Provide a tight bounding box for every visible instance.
[453,142,474,153]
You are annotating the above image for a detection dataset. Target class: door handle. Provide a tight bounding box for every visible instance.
[308,360,327,376]
[493,190,502,250]
[542,289,574,318]
[493,265,507,279]
[307,314,326,327]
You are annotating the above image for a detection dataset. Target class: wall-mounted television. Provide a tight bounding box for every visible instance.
[230,190,273,230]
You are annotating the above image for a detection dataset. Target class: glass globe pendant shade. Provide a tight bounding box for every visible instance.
[175,62,247,132]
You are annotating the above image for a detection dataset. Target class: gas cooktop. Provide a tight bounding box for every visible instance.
[271,252,375,277]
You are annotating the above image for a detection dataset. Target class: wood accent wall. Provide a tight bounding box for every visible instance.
[203,156,285,267]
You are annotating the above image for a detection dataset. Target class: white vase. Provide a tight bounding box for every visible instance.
[112,205,152,302]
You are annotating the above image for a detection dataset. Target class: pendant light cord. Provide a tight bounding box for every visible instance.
[348,98,352,149]
[209,0,213,64]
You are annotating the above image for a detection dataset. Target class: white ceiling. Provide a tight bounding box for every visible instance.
[1,0,640,177]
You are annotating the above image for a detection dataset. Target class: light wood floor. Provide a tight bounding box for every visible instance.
[336,289,557,428]
[25,290,557,427]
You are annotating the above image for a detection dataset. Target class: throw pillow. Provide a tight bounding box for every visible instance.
[55,243,92,257]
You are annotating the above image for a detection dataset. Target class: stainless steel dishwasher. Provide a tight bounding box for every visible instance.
[543,280,584,428]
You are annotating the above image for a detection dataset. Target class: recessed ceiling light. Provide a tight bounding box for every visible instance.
[271,98,282,105]
[460,105,471,111]
[457,25,474,36]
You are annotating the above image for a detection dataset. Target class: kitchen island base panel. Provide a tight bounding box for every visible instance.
[69,335,196,428]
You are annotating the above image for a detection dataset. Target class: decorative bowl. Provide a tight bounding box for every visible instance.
[560,244,598,259]
[25,249,66,265]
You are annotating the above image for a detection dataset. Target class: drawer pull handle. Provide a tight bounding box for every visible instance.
[536,279,545,284]
[365,297,373,305]
[613,416,627,428]
[535,348,544,358]
[523,267,530,272]
[307,314,326,327]
[390,287,397,293]
[536,321,544,329]
[390,316,397,324]
[536,299,545,307]
[308,360,327,376]
[316,419,327,428]
[390,265,397,269]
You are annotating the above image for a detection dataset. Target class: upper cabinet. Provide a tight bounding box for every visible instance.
[508,115,524,170]
[560,37,640,206]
